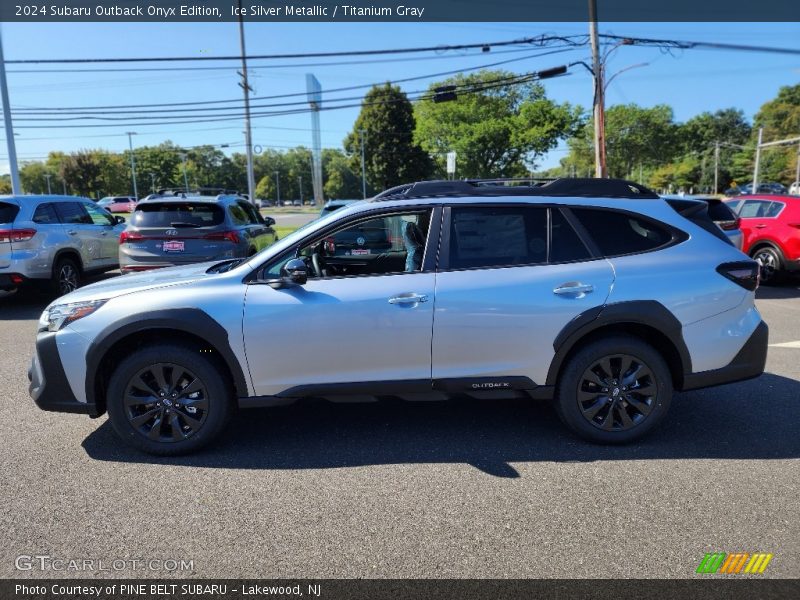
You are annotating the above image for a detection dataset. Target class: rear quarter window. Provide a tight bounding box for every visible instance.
[32,203,60,224]
[572,209,672,257]
[132,202,225,227]
[0,201,20,224]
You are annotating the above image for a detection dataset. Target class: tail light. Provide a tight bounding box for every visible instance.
[716,261,760,291]
[0,228,36,243]
[119,231,144,244]
[717,217,740,231]
[203,231,240,243]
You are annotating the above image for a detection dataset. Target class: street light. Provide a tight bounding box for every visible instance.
[44,173,52,195]
[149,173,156,194]
[179,153,189,192]
[125,131,138,199]
[274,171,281,205]
[359,128,367,199]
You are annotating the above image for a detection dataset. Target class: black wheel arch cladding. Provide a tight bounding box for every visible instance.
[546,300,692,387]
[85,308,249,407]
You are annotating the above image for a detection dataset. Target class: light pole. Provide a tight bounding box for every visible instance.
[179,153,189,192]
[44,173,52,194]
[274,171,280,205]
[298,175,303,204]
[359,128,367,199]
[149,172,156,194]
[753,127,763,193]
[125,131,138,199]
[61,179,67,195]
[0,28,20,194]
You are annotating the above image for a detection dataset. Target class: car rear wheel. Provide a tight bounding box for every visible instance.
[106,344,233,455]
[51,257,81,296]
[555,336,672,444]
[752,246,784,284]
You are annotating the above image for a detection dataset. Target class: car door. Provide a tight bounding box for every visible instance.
[242,207,438,397]
[735,199,774,252]
[431,204,615,389]
[54,201,105,270]
[82,201,122,264]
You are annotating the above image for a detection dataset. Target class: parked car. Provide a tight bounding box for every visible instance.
[320,199,360,216]
[663,195,742,249]
[29,178,767,455]
[789,181,800,196]
[1,195,125,296]
[98,196,137,213]
[118,192,277,273]
[726,182,787,196]
[724,195,800,283]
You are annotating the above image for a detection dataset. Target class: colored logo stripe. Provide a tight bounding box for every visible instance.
[697,552,773,574]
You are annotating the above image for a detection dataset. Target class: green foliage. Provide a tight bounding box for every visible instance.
[415,70,583,178]
[0,174,11,194]
[323,148,361,199]
[345,83,433,193]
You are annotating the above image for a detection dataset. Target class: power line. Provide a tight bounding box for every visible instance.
[600,34,800,56]
[8,47,578,114]
[4,35,585,65]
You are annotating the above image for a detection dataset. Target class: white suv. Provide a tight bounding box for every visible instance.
[28,179,768,454]
[1,195,126,296]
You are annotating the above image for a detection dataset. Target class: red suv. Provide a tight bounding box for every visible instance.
[724,195,800,283]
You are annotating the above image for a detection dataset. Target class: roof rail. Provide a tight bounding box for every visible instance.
[372,178,660,201]
[155,187,241,196]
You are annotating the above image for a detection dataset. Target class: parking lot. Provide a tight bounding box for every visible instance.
[0,279,798,579]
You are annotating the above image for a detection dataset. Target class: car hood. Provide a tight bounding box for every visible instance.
[49,262,219,306]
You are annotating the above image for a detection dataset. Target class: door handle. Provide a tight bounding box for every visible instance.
[67,230,77,236]
[755,224,767,229]
[388,293,428,305]
[553,282,594,296]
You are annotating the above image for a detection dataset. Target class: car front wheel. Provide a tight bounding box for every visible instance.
[555,336,672,444]
[106,344,233,455]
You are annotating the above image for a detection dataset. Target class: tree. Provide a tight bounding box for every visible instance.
[132,142,184,193]
[565,104,678,179]
[0,174,12,194]
[415,70,582,178]
[344,83,433,194]
[20,161,50,194]
[323,148,361,199]
[749,84,800,184]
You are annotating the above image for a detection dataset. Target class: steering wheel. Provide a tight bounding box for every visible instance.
[311,252,328,278]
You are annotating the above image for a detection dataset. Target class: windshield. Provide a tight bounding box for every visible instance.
[132,202,224,228]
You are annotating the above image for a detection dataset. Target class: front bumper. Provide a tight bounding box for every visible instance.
[682,320,768,391]
[28,332,99,416]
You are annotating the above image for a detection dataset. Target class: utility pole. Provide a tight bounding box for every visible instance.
[61,179,66,195]
[237,0,256,205]
[588,0,606,178]
[298,175,303,204]
[179,153,189,192]
[795,142,800,189]
[359,128,367,199]
[274,171,280,205]
[44,173,52,194]
[753,127,763,193]
[714,141,720,194]
[149,172,156,194]
[125,131,138,199]
[0,27,20,194]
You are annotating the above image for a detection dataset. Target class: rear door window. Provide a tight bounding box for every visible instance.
[55,202,92,225]
[571,209,672,257]
[550,209,592,263]
[0,201,20,224]
[764,201,784,218]
[739,200,770,218]
[447,206,547,270]
[132,202,225,228]
[32,203,60,224]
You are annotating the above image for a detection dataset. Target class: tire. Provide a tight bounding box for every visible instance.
[106,344,233,455]
[51,257,81,296]
[751,246,784,285]
[554,335,673,444]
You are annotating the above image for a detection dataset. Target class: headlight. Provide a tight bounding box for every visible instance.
[39,299,107,332]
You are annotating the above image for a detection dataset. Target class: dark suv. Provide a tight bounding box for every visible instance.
[119,192,277,273]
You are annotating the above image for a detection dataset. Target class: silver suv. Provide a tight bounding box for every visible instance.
[1,195,125,296]
[119,192,277,273]
[28,179,768,454]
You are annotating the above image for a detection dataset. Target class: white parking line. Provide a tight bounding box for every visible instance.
[768,340,800,348]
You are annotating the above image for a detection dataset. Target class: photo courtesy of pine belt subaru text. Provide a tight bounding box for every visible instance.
[28,178,769,455]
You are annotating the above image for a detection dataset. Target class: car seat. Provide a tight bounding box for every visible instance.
[403,221,425,272]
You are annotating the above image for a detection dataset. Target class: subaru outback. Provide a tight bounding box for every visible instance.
[28,179,768,454]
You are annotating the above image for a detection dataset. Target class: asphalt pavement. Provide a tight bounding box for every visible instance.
[0,280,798,579]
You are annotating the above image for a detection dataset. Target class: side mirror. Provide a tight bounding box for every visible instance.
[264,216,275,226]
[115,216,126,224]
[282,258,308,285]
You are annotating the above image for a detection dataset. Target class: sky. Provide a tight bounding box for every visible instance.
[0,20,799,180]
